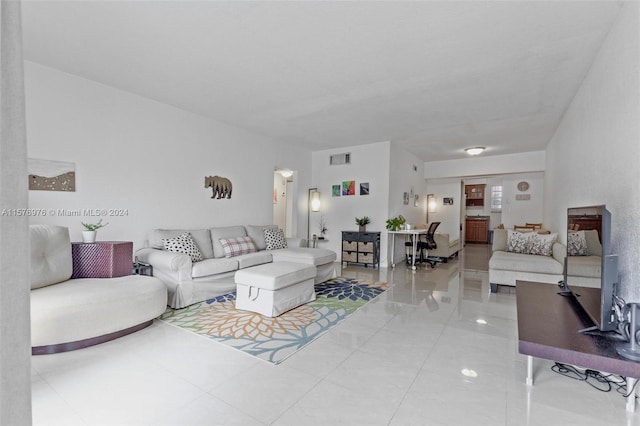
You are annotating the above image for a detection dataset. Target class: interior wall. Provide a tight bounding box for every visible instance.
[25,62,312,250]
[424,151,545,179]
[544,2,640,300]
[311,141,391,265]
[388,144,428,265]
[425,179,461,240]
[500,172,544,229]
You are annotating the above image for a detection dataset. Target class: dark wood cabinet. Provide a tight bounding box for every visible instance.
[465,218,489,243]
[341,231,380,268]
[569,215,603,241]
[465,184,486,207]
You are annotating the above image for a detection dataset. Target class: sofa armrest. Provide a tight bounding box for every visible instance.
[136,247,192,272]
[552,242,566,265]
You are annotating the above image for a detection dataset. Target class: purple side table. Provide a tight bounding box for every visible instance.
[71,241,133,278]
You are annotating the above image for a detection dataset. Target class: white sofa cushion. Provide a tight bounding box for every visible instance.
[151,229,214,259]
[210,226,247,258]
[567,255,601,278]
[489,251,563,275]
[246,224,279,250]
[30,225,73,289]
[234,261,316,291]
[234,251,273,269]
[270,247,337,266]
[191,258,238,278]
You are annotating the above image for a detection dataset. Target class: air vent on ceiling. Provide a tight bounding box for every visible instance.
[330,153,351,165]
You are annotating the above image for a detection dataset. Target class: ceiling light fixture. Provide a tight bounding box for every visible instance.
[465,147,486,156]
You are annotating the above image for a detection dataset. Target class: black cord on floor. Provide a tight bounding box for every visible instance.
[551,362,637,398]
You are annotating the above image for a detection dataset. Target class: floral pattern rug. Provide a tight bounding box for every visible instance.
[159,277,388,364]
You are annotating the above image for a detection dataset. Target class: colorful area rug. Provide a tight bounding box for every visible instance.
[159,277,388,364]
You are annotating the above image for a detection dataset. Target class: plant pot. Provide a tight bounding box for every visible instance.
[359,225,366,232]
[82,230,97,243]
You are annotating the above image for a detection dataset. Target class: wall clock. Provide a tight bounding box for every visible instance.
[517,181,529,192]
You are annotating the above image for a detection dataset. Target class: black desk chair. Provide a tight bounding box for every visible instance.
[417,222,441,268]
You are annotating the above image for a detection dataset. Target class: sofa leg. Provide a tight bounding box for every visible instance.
[490,283,498,293]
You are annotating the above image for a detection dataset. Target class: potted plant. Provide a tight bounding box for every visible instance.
[355,216,371,232]
[81,219,108,243]
[385,215,406,231]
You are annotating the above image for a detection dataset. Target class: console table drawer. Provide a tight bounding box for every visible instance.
[342,232,359,241]
[358,232,379,242]
[342,251,357,262]
[357,241,375,252]
[342,241,358,251]
[358,253,374,264]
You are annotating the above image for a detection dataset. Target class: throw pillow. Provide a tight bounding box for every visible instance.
[162,232,203,262]
[264,227,287,250]
[219,236,257,258]
[505,230,533,254]
[567,231,589,256]
[528,233,557,256]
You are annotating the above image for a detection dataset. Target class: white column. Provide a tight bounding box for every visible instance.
[0,0,32,424]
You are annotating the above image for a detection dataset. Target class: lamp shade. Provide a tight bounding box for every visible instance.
[310,191,321,211]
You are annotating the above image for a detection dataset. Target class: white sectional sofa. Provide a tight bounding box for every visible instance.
[489,228,602,292]
[135,225,337,308]
[30,225,167,354]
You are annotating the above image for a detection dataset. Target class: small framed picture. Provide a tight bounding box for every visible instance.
[360,182,369,195]
[332,185,341,197]
[403,192,409,205]
[443,197,454,205]
[414,194,419,207]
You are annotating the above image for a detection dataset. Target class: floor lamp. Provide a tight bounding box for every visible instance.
[307,188,321,247]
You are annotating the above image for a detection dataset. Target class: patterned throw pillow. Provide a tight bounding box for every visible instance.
[162,232,203,262]
[567,231,589,256]
[264,227,287,250]
[505,230,533,254]
[528,233,557,256]
[219,236,257,258]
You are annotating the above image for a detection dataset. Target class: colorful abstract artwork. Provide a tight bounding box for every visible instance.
[160,277,388,364]
[342,180,355,196]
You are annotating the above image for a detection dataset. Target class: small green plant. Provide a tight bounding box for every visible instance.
[355,216,371,226]
[81,219,108,231]
[385,215,406,231]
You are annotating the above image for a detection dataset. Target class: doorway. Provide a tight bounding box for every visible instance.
[273,170,296,238]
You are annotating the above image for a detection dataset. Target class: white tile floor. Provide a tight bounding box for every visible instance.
[32,245,640,425]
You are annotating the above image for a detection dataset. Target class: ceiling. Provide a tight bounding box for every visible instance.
[20,1,623,161]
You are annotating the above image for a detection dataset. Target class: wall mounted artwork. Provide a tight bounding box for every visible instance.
[443,197,454,205]
[403,192,409,205]
[360,182,369,195]
[28,158,76,192]
[204,175,233,199]
[342,180,355,196]
[332,185,341,197]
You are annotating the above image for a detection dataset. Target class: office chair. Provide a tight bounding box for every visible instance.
[417,222,441,268]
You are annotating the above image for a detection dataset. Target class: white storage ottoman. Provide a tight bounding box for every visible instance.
[234,261,317,317]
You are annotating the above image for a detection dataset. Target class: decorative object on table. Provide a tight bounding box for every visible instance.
[403,192,409,205]
[159,277,388,364]
[318,214,328,238]
[28,158,76,192]
[332,184,341,197]
[385,215,406,231]
[355,216,371,232]
[132,260,153,276]
[71,241,133,278]
[81,219,108,243]
[342,180,355,196]
[360,182,369,195]
[204,175,232,199]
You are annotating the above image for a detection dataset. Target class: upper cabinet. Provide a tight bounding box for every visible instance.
[465,184,486,207]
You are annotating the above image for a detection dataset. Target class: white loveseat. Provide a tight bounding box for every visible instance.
[135,225,337,308]
[30,225,167,354]
[488,228,602,292]
[430,233,461,262]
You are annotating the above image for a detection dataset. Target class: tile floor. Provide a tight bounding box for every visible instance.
[31,245,640,425]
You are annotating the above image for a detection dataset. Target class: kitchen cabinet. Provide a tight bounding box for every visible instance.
[465,217,489,244]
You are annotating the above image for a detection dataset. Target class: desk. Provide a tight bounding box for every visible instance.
[387,229,428,271]
[516,280,640,412]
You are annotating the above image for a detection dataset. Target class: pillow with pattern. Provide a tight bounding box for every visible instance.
[162,232,203,262]
[264,227,287,250]
[505,230,534,254]
[528,233,557,256]
[567,231,589,256]
[219,236,257,258]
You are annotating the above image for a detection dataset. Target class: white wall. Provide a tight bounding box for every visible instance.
[25,62,312,250]
[311,141,391,265]
[500,172,544,229]
[426,179,461,240]
[388,144,428,265]
[425,151,545,179]
[544,2,640,300]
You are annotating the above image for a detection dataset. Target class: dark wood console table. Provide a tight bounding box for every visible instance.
[516,280,640,412]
